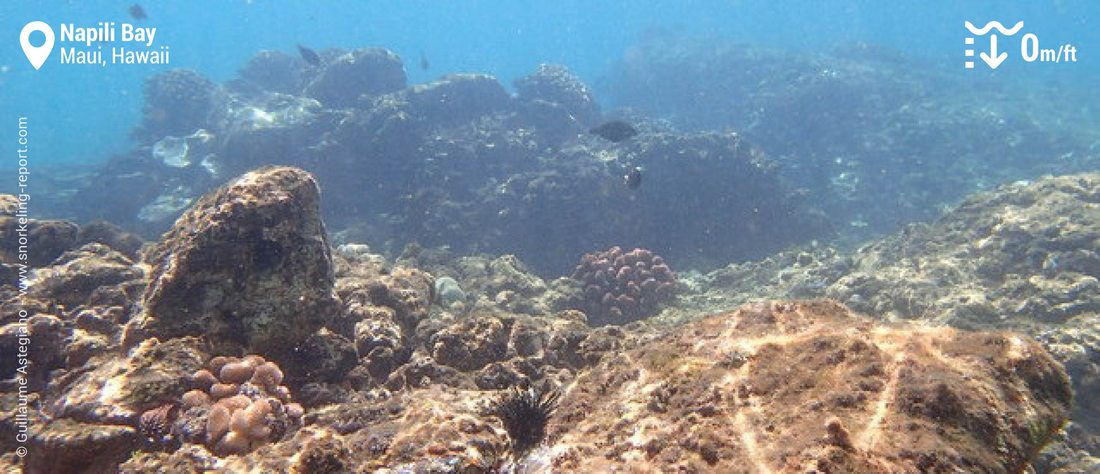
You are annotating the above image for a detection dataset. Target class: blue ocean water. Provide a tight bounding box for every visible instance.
[1,0,1096,168]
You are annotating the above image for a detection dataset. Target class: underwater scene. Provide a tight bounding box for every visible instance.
[1,1,1099,472]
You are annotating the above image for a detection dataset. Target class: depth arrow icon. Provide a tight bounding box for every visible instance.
[980,34,1007,69]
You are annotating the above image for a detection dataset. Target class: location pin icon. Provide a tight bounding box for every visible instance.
[20,21,55,70]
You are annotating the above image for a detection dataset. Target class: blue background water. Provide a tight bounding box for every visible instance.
[1,0,1096,168]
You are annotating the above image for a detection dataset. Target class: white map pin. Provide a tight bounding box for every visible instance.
[20,21,55,70]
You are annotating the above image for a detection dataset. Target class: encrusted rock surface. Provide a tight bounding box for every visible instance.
[826,174,1100,329]
[545,300,1071,473]
[134,166,339,357]
[27,243,142,309]
[673,172,1100,468]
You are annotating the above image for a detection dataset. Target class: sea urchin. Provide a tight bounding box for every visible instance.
[491,385,561,455]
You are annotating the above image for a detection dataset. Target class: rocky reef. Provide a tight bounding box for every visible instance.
[1,163,1087,472]
[676,172,1100,470]
[609,35,1099,242]
[6,34,1100,473]
[64,47,819,275]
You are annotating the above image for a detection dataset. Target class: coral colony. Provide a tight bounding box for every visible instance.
[177,355,303,455]
[571,246,677,325]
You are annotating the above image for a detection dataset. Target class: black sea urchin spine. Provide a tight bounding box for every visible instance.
[492,385,561,455]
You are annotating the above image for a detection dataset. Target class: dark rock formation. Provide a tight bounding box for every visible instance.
[236,50,304,95]
[0,215,79,267]
[134,69,218,142]
[304,48,406,108]
[66,51,820,275]
[514,64,600,126]
[134,166,338,357]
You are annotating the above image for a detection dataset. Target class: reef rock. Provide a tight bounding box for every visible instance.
[304,47,406,108]
[826,173,1100,328]
[27,243,143,309]
[134,166,338,357]
[514,63,600,126]
[134,69,218,142]
[236,50,304,95]
[0,215,79,267]
[400,74,512,126]
[546,300,1070,473]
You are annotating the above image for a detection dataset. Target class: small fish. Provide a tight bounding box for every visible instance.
[128,4,148,20]
[624,167,642,190]
[297,44,322,67]
[589,120,638,142]
[419,52,430,71]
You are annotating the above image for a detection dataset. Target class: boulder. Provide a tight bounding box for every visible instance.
[135,166,338,357]
[548,300,1071,472]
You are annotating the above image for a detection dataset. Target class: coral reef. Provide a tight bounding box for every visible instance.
[546,300,1071,472]
[132,166,339,357]
[338,262,435,385]
[236,50,304,95]
[0,337,206,472]
[570,246,677,325]
[4,160,1083,471]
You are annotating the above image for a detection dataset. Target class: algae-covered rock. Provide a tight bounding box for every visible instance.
[546,300,1071,472]
[135,166,338,357]
[27,243,142,309]
[0,215,79,267]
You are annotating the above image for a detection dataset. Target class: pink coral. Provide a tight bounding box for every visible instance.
[173,354,304,457]
[571,246,677,325]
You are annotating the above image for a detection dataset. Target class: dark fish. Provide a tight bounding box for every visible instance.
[297,44,321,67]
[128,4,148,20]
[589,120,638,142]
[419,52,430,71]
[624,167,642,190]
